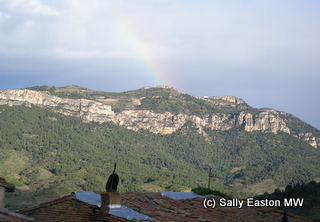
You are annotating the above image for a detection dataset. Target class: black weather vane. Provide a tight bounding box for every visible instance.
[106,163,119,192]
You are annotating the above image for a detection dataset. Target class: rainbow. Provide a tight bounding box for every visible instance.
[111,8,177,88]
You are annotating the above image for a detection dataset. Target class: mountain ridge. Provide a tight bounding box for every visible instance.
[0,85,318,148]
[1,85,320,210]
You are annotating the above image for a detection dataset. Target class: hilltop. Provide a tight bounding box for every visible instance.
[0,85,319,210]
[2,85,319,146]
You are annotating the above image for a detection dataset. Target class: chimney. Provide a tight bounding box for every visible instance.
[101,163,121,212]
[0,177,15,208]
[100,192,121,211]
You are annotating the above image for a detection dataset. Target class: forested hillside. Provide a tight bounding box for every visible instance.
[1,86,320,210]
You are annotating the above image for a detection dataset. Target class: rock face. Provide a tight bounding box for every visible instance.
[295,132,319,148]
[112,109,291,135]
[235,110,290,134]
[211,96,245,104]
[0,89,114,123]
[0,89,318,148]
[114,110,186,134]
[113,111,233,134]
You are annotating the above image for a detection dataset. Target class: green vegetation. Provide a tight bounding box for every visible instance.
[25,85,250,114]
[280,112,320,137]
[1,104,319,210]
[192,187,228,198]
[138,94,227,115]
[255,181,320,219]
[257,181,320,207]
[1,85,320,212]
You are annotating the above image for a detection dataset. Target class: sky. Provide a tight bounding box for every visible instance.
[0,0,319,129]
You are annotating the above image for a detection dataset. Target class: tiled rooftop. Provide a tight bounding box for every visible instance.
[19,192,316,221]
[120,192,315,222]
[0,207,34,222]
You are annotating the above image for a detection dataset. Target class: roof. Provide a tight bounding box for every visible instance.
[120,192,314,222]
[0,207,34,222]
[19,192,315,221]
[73,192,153,221]
[18,195,127,222]
[18,195,96,215]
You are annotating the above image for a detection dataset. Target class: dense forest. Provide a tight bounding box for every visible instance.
[257,181,320,206]
[1,85,320,211]
[1,104,319,210]
[255,181,320,219]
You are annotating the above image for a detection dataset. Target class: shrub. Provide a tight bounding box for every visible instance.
[192,187,228,198]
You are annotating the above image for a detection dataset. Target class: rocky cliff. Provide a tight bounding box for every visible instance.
[235,110,290,134]
[0,87,318,148]
[0,89,114,123]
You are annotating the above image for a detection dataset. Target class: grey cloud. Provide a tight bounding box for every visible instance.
[0,0,319,129]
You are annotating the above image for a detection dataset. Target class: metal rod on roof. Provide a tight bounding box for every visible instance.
[208,168,211,189]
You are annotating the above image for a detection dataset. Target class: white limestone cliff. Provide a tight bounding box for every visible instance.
[0,89,318,148]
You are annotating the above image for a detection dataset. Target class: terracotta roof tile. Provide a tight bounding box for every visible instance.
[120,192,315,221]
[17,192,317,221]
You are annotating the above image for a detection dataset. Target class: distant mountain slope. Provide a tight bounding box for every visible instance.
[0,85,319,210]
[1,85,319,147]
